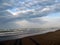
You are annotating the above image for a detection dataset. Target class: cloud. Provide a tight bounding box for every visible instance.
[15,19,45,28]
[0,0,60,29]
[41,16,60,28]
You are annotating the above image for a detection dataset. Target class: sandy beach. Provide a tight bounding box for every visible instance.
[0,29,60,45]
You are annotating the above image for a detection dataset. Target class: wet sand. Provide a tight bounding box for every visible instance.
[22,30,60,45]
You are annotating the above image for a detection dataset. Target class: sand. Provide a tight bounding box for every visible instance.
[22,30,60,45]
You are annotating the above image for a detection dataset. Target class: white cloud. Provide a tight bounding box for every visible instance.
[40,16,60,28]
[15,19,43,28]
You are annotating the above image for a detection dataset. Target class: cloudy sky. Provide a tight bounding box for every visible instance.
[0,0,60,29]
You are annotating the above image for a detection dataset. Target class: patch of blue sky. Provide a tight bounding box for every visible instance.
[46,12,60,18]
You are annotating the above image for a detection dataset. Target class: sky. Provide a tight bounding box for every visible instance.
[0,0,60,29]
